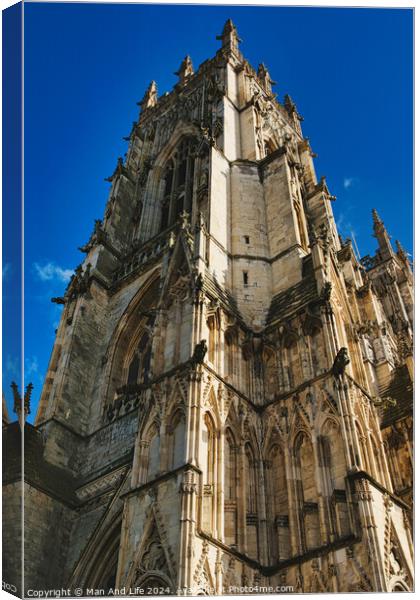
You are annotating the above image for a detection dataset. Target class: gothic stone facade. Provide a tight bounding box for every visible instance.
[3,20,413,595]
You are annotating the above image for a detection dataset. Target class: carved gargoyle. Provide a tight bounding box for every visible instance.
[332,347,350,377]
[191,340,208,365]
[372,396,397,409]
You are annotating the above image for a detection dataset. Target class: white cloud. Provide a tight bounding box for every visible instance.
[2,262,11,281]
[343,177,355,189]
[25,356,39,377]
[336,212,345,230]
[335,211,357,242]
[34,262,73,283]
[5,355,19,378]
[25,355,44,386]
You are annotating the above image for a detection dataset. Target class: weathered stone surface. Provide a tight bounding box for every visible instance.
[3,19,413,596]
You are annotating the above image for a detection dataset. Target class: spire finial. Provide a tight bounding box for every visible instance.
[139,80,158,111]
[372,208,382,226]
[174,55,194,86]
[216,19,241,54]
[372,208,387,237]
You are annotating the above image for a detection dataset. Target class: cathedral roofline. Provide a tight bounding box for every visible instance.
[135,21,300,134]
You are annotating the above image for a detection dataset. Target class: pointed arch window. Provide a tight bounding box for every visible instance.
[319,420,350,539]
[244,443,259,558]
[224,326,238,383]
[267,443,290,561]
[126,331,151,388]
[167,410,186,470]
[224,428,237,547]
[207,316,216,365]
[369,434,385,486]
[202,413,217,534]
[159,137,197,232]
[127,353,141,387]
[164,163,174,197]
[82,517,122,590]
[355,421,369,471]
[160,162,174,231]
[294,200,308,251]
[294,432,320,551]
[147,428,161,482]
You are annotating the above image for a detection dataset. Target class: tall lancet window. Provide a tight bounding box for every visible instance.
[202,413,217,534]
[294,200,308,251]
[267,443,290,561]
[320,420,350,539]
[224,429,237,547]
[245,443,258,559]
[159,137,197,232]
[295,432,320,551]
[167,410,186,470]
[160,162,174,231]
[146,426,161,482]
[126,331,151,387]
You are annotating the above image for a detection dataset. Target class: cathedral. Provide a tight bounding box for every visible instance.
[3,20,413,595]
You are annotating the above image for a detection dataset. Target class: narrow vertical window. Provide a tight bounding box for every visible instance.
[127,353,140,386]
[295,432,320,550]
[207,316,216,364]
[202,413,216,534]
[169,412,185,470]
[268,444,290,560]
[245,444,258,558]
[160,163,174,232]
[320,421,350,539]
[224,430,237,547]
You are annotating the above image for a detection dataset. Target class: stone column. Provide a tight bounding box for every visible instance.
[178,469,199,592]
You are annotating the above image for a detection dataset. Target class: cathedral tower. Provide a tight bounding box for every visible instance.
[4,20,413,595]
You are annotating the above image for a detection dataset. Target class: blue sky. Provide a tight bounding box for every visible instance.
[3,3,413,421]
